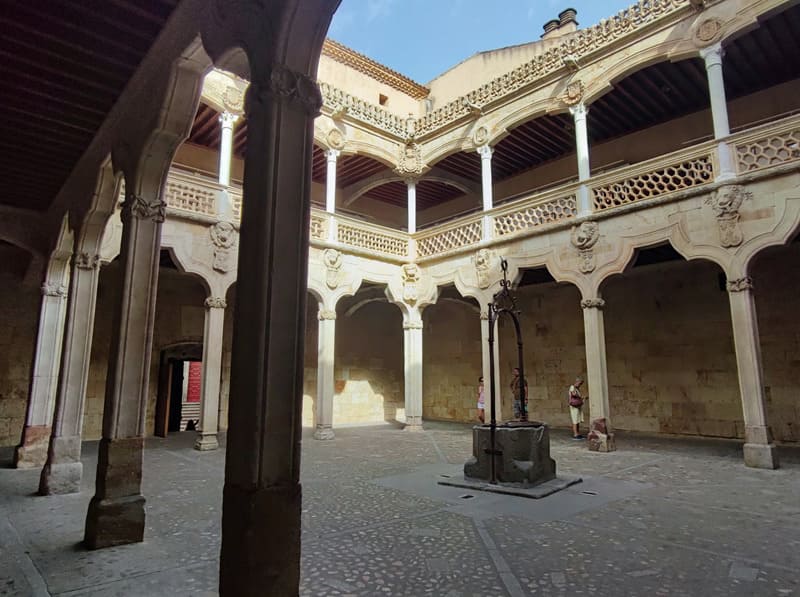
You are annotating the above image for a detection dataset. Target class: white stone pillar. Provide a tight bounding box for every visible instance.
[477,145,494,240]
[402,318,424,430]
[581,297,613,436]
[480,311,502,422]
[39,252,101,494]
[14,264,70,468]
[727,277,779,469]
[314,308,336,440]
[406,178,417,234]
[218,111,239,188]
[570,103,592,215]
[701,44,734,179]
[325,148,339,242]
[84,190,166,549]
[195,296,227,451]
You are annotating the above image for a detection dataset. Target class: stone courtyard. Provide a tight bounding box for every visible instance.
[1,423,798,596]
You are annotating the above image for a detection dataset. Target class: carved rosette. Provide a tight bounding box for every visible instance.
[726,277,753,293]
[318,309,337,321]
[210,221,238,273]
[401,263,422,304]
[396,143,423,175]
[706,185,751,248]
[580,298,605,310]
[323,248,343,289]
[693,17,723,47]
[74,252,100,270]
[123,193,166,223]
[247,64,323,117]
[570,221,600,274]
[41,283,67,298]
[205,296,227,309]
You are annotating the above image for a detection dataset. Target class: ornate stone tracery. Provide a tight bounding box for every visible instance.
[706,184,751,248]
[570,220,600,274]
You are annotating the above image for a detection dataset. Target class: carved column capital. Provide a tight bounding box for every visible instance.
[325,148,340,163]
[122,193,167,223]
[205,296,227,309]
[476,144,493,160]
[569,102,589,119]
[581,298,605,310]
[246,64,323,117]
[726,277,753,293]
[479,310,489,321]
[41,283,67,298]
[74,252,100,270]
[219,111,240,129]
[317,309,336,321]
[403,321,423,330]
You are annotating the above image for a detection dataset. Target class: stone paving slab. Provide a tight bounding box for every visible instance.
[437,474,582,499]
[0,425,799,596]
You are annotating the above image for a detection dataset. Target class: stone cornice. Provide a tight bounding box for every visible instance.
[322,39,429,100]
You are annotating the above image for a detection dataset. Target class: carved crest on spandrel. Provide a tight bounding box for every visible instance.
[705,185,751,248]
[210,221,238,273]
[323,248,343,289]
[570,221,600,274]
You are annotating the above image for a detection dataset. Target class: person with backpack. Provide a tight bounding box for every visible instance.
[568,377,586,439]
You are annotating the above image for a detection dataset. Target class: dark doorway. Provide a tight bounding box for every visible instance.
[168,361,185,432]
[155,342,203,437]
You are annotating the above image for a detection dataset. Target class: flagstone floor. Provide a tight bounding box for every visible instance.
[1,423,798,596]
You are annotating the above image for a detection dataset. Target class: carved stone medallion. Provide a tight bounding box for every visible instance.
[396,143,423,175]
[693,17,723,47]
[323,248,343,289]
[705,184,751,248]
[570,221,600,274]
[472,249,494,289]
[210,221,238,273]
[562,80,584,106]
[401,263,421,304]
[326,128,345,150]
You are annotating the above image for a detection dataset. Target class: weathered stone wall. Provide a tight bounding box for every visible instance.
[303,298,405,427]
[0,273,39,447]
[82,264,207,440]
[421,299,482,423]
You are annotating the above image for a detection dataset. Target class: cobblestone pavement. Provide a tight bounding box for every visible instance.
[1,423,798,596]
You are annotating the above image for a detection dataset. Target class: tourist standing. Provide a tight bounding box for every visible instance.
[510,367,528,420]
[568,377,586,439]
[477,376,485,423]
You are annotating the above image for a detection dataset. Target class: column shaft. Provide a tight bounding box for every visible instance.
[701,45,734,178]
[39,254,101,494]
[477,145,494,240]
[195,298,226,450]
[581,299,612,425]
[403,322,424,430]
[84,193,165,549]
[480,313,502,421]
[727,278,778,469]
[14,267,69,468]
[407,179,417,234]
[314,311,336,440]
[219,67,319,596]
[218,112,239,188]
[325,149,339,242]
[570,103,592,215]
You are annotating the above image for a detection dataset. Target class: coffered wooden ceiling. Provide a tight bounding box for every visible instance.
[0,0,179,211]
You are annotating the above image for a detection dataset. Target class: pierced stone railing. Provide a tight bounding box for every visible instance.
[164,170,221,216]
[732,117,800,174]
[590,148,714,211]
[320,82,409,139]
[415,216,483,258]
[493,191,578,238]
[335,214,409,258]
[309,212,328,241]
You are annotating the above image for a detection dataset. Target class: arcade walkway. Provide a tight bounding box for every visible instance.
[1,424,798,596]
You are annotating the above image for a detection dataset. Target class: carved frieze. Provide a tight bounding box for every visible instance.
[210,221,238,273]
[706,184,751,248]
[570,221,600,274]
[318,309,337,320]
[124,194,167,223]
[247,65,323,116]
[580,298,605,310]
[205,296,227,309]
[41,283,67,298]
[403,320,424,330]
[74,252,100,270]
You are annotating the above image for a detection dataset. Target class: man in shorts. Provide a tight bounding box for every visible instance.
[568,377,586,439]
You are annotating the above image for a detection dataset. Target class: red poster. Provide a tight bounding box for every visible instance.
[186,361,202,403]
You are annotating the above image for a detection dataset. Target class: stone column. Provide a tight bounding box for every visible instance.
[570,103,592,215]
[83,190,166,549]
[325,148,339,242]
[402,317,424,431]
[701,44,734,179]
[195,296,227,451]
[314,308,336,440]
[477,145,494,240]
[480,310,502,422]
[14,267,69,468]
[218,111,239,188]
[581,297,614,448]
[727,277,779,469]
[219,65,322,595]
[406,178,417,234]
[39,252,101,494]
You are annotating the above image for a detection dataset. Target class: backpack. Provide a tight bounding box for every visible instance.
[568,388,583,408]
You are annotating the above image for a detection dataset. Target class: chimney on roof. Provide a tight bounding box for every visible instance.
[541,8,579,40]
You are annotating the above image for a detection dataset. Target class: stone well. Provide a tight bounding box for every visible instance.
[464,422,556,486]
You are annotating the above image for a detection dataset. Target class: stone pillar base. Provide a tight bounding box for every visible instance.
[313,425,335,440]
[743,443,779,469]
[40,461,83,495]
[587,418,616,453]
[403,423,424,432]
[13,425,51,468]
[84,494,146,549]
[220,483,301,596]
[194,432,219,451]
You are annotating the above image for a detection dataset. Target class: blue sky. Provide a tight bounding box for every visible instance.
[329,0,637,83]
